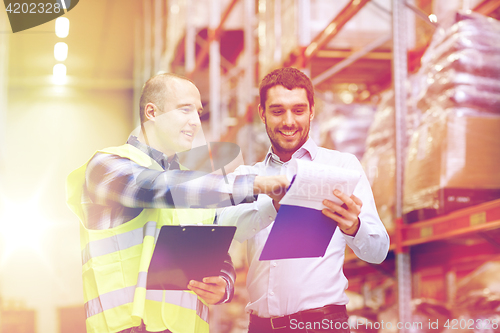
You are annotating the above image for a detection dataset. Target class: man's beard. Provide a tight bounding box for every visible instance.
[265,122,310,157]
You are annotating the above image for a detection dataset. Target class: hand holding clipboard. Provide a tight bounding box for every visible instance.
[260,159,361,260]
[147,225,236,298]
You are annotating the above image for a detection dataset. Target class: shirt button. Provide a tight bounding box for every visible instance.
[269,216,274,221]
[252,228,256,232]
[270,291,275,296]
[272,262,277,267]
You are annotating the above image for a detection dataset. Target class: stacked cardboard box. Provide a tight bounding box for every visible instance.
[361,91,397,235]
[403,11,500,222]
[361,84,420,234]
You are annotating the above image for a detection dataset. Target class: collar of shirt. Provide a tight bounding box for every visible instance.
[264,137,318,167]
[127,135,180,170]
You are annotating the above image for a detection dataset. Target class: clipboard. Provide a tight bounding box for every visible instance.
[259,205,337,260]
[147,225,236,290]
[259,159,360,260]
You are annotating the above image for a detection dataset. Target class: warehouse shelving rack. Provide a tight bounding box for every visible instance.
[134,0,500,329]
[342,0,500,328]
[287,0,500,328]
[397,199,500,249]
[345,198,500,263]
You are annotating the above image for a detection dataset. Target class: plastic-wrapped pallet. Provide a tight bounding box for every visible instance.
[448,262,500,333]
[416,10,500,114]
[325,104,375,161]
[403,11,500,222]
[361,86,420,234]
[362,90,396,235]
[403,107,500,221]
[378,299,452,333]
[421,11,500,66]
[362,142,396,234]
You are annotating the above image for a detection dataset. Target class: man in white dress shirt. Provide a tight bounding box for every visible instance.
[217,67,389,332]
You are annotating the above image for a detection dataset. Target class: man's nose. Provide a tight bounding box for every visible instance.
[282,110,295,127]
[189,112,202,127]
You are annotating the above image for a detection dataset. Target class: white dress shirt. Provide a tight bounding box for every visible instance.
[217,138,389,318]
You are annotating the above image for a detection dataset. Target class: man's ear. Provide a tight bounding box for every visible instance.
[144,103,157,121]
[258,104,266,124]
[309,105,315,121]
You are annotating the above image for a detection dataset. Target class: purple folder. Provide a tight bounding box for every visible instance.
[259,204,337,260]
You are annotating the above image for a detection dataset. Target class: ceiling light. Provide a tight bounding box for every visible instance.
[340,91,354,104]
[53,64,67,84]
[360,90,371,100]
[55,17,70,38]
[348,83,358,92]
[54,42,68,61]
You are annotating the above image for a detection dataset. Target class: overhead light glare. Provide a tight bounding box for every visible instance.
[0,198,51,255]
[325,23,337,35]
[55,17,70,38]
[340,91,354,104]
[53,64,67,84]
[428,14,437,23]
[54,42,68,61]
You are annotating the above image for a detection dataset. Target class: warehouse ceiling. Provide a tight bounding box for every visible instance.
[6,0,139,90]
[2,0,426,100]
[5,0,500,102]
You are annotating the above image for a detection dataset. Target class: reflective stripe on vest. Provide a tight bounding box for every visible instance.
[82,221,158,265]
[67,144,215,333]
[85,284,209,323]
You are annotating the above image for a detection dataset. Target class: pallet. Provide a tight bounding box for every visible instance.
[404,188,500,223]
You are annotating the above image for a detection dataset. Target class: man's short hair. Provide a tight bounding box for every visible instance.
[139,73,194,124]
[259,67,315,109]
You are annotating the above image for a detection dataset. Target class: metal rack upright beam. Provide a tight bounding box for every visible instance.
[392,0,412,331]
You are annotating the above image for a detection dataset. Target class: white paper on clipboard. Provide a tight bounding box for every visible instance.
[280,159,362,210]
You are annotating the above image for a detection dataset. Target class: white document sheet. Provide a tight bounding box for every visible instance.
[280,159,362,210]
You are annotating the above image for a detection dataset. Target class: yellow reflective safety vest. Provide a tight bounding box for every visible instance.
[66,144,216,333]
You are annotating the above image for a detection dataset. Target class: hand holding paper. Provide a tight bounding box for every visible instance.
[260,159,362,260]
[280,159,362,210]
[322,190,363,236]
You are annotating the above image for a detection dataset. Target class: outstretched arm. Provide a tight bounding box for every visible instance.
[86,153,289,209]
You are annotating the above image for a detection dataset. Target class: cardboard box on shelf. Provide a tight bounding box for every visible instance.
[403,109,500,222]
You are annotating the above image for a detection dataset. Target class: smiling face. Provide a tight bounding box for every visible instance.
[259,85,315,162]
[146,77,203,156]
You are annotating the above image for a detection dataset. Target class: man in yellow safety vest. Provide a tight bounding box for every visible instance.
[66,73,289,333]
